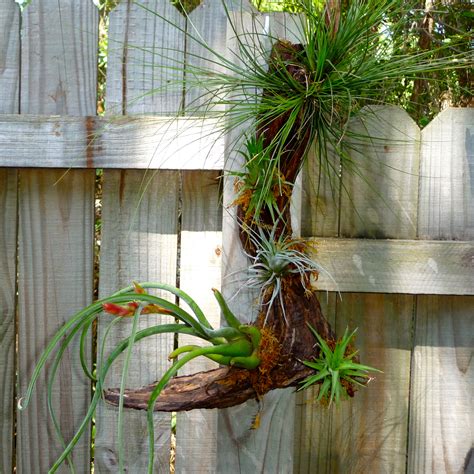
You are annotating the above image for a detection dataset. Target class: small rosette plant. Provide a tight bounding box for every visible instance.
[299,325,381,406]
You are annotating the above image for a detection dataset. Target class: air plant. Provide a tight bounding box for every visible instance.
[18,1,472,471]
[299,326,381,406]
[18,282,262,473]
[236,224,338,322]
[232,134,292,224]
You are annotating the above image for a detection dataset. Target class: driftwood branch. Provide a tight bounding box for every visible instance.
[104,279,333,411]
[104,39,335,412]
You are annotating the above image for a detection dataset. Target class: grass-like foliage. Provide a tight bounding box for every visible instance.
[232,135,291,223]
[299,326,381,406]
[152,0,470,217]
[18,282,261,473]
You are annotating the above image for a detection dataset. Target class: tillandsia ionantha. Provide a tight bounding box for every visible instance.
[19,0,471,472]
[299,326,382,406]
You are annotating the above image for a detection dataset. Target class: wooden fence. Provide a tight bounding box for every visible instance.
[0,1,472,473]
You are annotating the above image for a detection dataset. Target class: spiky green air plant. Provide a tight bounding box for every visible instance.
[18,282,262,473]
[149,0,470,230]
[299,326,381,406]
[233,224,338,323]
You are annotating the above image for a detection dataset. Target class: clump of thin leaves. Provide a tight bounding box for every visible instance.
[240,225,337,322]
[140,0,470,216]
[299,326,381,406]
[232,135,291,222]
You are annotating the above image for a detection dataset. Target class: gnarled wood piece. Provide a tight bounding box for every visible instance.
[104,278,333,411]
[104,39,336,412]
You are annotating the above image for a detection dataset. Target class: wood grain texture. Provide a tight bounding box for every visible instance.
[296,293,413,474]
[340,106,421,239]
[17,169,95,474]
[301,143,341,238]
[106,0,186,115]
[217,8,264,473]
[20,0,98,116]
[0,169,17,474]
[175,170,222,474]
[300,105,419,473]
[0,2,19,471]
[329,293,413,474]
[0,115,225,169]
[410,107,474,473]
[309,238,474,296]
[408,295,473,473]
[95,170,179,473]
[293,292,336,474]
[185,1,228,111]
[418,107,474,240]
[96,2,185,471]
[217,11,302,473]
[16,1,97,473]
[0,0,19,114]
[173,3,227,470]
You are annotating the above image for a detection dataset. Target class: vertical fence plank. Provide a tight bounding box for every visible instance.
[299,106,420,473]
[16,1,97,473]
[185,0,228,112]
[0,0,19,114]
[175,170,222,473]
[409,107,474,473]
[418,107,474,240]
[333,107,418,473]
[95,1,184,471]
[218,9,306,473]
[331,293,413,473]
[0,171,18,474]
[96,169,179,472]
[106,0,185,115]
[0,2,19,472]
[174,3,227,470]
[340,105,421,239]
[294,292,337,474]
[409,295,473,473]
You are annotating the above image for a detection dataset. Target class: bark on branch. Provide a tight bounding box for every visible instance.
[104,39,335,412]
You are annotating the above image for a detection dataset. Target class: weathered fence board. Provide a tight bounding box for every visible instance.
[418,107,474,240]
[0,169,17,474]
[95,1,186,471]
[16,1,97,473]
[340,106,421,239]
[96,169,179,472]
[408,295,473,473]
[408,108,474,473]
[0,1,471,472]
[175,170,222,473]
[0,1,19,472]
[0,114,225,169]
[332,107,418,473]
[174,2,228,471]
[294,292,337,474]
[218,9,305,473]
[296,106,418,473]
[0,0,19,114]
[328,293,413,473]
[18,169,95,473]
[106,0,186,115]
[310,238,474,295]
